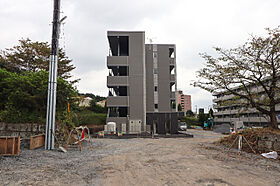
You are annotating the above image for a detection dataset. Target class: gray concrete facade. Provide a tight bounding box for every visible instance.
[106,31,146,132]
[145,44,177,113]
[106,31,178,134]
[145,44,178,134]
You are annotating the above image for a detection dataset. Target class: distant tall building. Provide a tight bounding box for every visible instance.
[177,90,192,113]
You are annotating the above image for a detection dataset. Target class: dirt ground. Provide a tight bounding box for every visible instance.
[1,129,280,186]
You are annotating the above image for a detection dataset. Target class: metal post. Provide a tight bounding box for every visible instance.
[238,135,242,155]
[45,0,61,150]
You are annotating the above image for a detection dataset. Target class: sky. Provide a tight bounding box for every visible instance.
[1,0,280,112]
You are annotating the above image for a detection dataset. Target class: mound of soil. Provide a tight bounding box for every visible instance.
[216,128,280,155]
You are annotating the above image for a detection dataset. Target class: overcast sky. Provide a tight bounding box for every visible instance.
[1,0,279,112]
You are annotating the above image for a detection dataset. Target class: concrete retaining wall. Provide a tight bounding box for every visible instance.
[0,122,45,139]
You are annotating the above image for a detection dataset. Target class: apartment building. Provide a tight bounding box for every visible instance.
[145,44,178,134]
[177,90,192,113]
[106,31,179,134]
[213,86,280,127]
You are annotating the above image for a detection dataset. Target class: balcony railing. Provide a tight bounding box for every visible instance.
[106,117,127,123]
[214,116,270,123]
[170,74,175,82]
[170,91,176,99]
[107,76,129,87]
[107,56,128,67]
[107,96,129,107]
[170,58,175,65]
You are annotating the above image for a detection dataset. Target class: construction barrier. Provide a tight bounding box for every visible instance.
[0,136,20,156]
[65,126,90,151]
[30,134,45,150]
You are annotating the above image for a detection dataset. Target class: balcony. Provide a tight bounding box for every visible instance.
[170,74,176,82]
[106,117,127,124]
[170,91,176,100]
[213,94,235,102]
[245,117,269,123]
[214,118,224,122]
[213,104,219,109]
[212,98,220,102]
[107,96,129,107]
[230,109,239,114]
[223,118,232,122]
[213,112,222,116]
[107,76,129,87]
[170,58,175,66]
[107,56,128,67]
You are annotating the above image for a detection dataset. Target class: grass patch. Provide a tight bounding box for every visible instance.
[73,110,106,126]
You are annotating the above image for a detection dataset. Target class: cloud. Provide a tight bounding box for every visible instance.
[72,68,108,96]
[1,0,280,109]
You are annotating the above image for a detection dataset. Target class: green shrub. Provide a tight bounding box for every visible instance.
[180,116,199,126]
[73,110,106,126]
[0,68,78,123]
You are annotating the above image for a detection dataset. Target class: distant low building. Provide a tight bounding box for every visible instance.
[96,99,106,107]
[213,84,280,127]
[79,97,92,107]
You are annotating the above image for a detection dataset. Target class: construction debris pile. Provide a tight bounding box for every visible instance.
[217,128,280,157]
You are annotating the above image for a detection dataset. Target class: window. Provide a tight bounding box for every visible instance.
[153,52,157,58]
[155,104,158,109]
[153,68,158,74]
[154,74,158,85]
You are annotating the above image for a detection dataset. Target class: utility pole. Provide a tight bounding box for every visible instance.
[45,0,61,150]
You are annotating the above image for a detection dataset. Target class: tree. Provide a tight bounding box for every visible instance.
[79,93,106,102]
[180,116,198,126]
[193,27,280,129]
[186,110,194,117]
[172,102,176,109]
[177,104,182,111]
[209,108,214,118]
[198,113,208,126]
[0,38,76,82]
[0,68,78,123]
[89,100,107,113]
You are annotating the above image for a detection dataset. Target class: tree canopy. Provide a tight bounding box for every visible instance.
[78,93,106,103]
[0,38,76,82]
[89,100,107,113]
[177,104,182,111]
[0,68,78,123]
[208,108,214,118]
[193,27,280,129]
[186,110,195,117]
